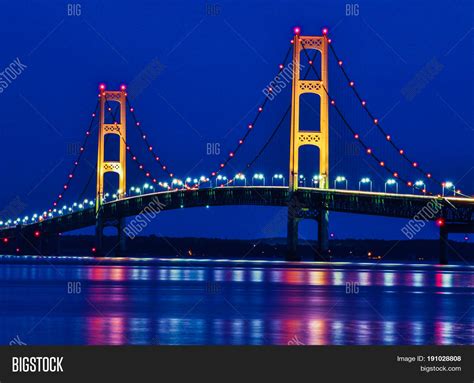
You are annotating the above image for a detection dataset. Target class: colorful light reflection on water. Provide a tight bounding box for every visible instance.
[0,257,472,345]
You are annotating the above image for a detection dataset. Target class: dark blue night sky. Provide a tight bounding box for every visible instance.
[0,0,472,240]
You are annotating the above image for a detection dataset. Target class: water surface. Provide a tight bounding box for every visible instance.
[1,256,472,345]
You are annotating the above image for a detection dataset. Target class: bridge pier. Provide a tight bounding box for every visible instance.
[95,212,104,256]
[95,213,127,257]
[286,215,300,261]
[286,194,331,261]
[439,226,448,265]
[117,217,127,256]
[317,210,329,260]
[438,222,474,265]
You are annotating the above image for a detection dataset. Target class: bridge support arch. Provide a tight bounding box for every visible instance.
[95,87,128,256]
[287,33,329,261]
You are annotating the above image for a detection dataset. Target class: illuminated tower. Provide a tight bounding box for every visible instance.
[95,85,127,255]
[287,31,329,260]
[96,85,127,212]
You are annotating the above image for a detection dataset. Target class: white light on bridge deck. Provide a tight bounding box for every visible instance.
[334,176,348,190]
[234,173,247,186]
[312,174,323,187]
[216,175,228,187]
[298,174,306,186]
[272,173,285,186]
[442,181,455,196]
[252,173,265,185]
[359,177,373,192]
[414,180,426,195]
[384,178,398,193]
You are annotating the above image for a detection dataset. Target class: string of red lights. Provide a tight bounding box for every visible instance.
[325,32,442,186]
[204,45,293,187]
[46,101,100,215]
[224,50,320,186]
[126,98,178,180]
[125,141,170,190]
[103,99,170,191]
[124,45,293,189]
[298,32,429,194]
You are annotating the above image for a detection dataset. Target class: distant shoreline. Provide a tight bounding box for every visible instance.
[16,235,472,264]
[1,254,473,270]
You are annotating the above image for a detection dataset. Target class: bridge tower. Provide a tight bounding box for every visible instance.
[95,86,127,255]
[287,32,329,261]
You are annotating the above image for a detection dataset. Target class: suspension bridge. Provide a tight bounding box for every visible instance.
[1,28,473,264]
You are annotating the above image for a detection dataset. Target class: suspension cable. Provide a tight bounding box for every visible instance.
[299,40,430,194]
[125,44,293,188]
[327,38,442,186]
[46,101,100,215]
[227,51,320,183]
[103,99,170,191]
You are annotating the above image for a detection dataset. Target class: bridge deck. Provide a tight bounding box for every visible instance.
[1,187,473,237]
